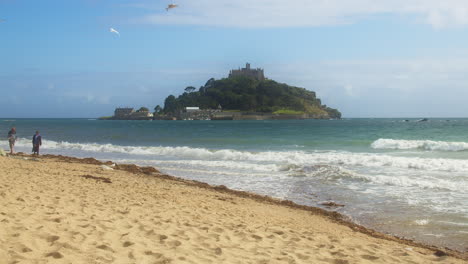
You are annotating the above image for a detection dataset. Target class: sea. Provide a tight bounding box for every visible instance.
[1,118,467,251]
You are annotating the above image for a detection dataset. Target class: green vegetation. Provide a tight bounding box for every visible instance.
[162,76,341,119]
[137,107,149,112]
[273,109,305,115]
[154,105,162,113]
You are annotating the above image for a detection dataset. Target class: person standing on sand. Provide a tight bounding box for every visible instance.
[32,131,42,156]
[7,127,16,154]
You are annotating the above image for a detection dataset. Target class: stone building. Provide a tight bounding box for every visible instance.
[114,107,134,118]
[229,63,265,81]
[178,107,220,120]
[131,110,154,119]
[113,107,153,120]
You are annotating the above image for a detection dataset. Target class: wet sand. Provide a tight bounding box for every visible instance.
[0,154,466,263]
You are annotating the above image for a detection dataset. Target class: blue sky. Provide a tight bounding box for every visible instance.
[2,0,468,117]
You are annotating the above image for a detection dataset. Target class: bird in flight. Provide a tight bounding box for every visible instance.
[166,4,178,11]
[109,27,120,36]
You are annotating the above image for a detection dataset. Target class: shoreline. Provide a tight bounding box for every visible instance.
[1,152,466,262]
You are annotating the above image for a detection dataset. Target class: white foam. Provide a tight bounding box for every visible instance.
[437,221,468,227]
[4,138,468,175]
[118,159,280,173]
[371,138,468,152]
[414,219,430,225]
[157,166,275,177]
[346,173,464,192]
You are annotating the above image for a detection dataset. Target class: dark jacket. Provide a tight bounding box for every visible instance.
[32,134,42,146]
[8,130,16,141]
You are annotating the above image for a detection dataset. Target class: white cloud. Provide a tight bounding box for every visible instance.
[131,0,468,28]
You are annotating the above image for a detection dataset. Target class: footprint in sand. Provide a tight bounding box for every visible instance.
[167,240,182,248]
[159,235,168,243]
[46,235,60,244]
[212,227,224,233]
[296,253,309,260]
[21,246,33,253]
[96,244,114,252]
[123,241,134,247]
[144,251,163,258]
[251,234,263,241]
[45,251,63,259]
[331,251,348,258]
[361,254,379,260]
[214,247,222,255]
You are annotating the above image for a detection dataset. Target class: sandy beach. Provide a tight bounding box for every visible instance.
[0,154,466,264]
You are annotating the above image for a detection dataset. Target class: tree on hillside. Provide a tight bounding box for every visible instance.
[154,105,162,113]
[184,86,196,93]
[204,78,215,88]
[160,76,341,118]
[164,95,179,113]
[137,107,149,112]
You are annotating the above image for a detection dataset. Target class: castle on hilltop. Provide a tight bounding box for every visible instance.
[229,63,265,81]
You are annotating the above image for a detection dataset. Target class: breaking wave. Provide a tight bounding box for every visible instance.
[2,138,468,175]
[371,138,468,152]
[1,138,466,193]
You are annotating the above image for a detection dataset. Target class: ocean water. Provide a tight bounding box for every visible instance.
[1,118,467,251]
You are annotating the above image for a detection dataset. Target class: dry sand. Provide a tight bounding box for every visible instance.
[0,155,466,264]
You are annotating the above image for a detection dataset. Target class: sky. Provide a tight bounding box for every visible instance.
[2,0,468,117]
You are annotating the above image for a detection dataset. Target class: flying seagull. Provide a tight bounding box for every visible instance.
[109,27,120,36]
[166,4,178,11]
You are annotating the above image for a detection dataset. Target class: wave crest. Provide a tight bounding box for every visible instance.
[2,138,468,175]
[1,138,467,191]
[371,138,468,151]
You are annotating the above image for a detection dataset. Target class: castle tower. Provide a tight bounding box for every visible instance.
[228,63,265,81]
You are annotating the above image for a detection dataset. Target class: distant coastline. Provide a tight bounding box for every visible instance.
[100,110,341,121]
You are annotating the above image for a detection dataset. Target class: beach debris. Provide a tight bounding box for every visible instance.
[0,148,6,157]
[115,164,160,175]
[434,250,447,257]
[319,201,345,207]
[166,4,178,11]
[80,174,112,183]
[109,27,120,36]
[100,165,114,171]
[82,157,104,165]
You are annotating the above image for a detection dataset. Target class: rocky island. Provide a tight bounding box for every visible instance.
[104,63,341,120]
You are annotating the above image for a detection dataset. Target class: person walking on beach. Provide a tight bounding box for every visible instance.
[7,127,16,154]
[32,131,42,156]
